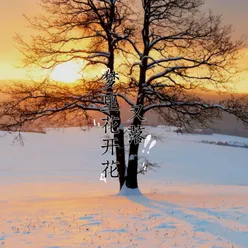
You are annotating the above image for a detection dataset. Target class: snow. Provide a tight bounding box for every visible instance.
[129,154,136,160]
[0,126,248,247]
[118,183,142,196]
[116,93,135,106]
[119,123,124,130]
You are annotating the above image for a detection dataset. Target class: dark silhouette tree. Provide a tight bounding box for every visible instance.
[1,0,248,192]
[113,0,248,189]
[0,0,134,190]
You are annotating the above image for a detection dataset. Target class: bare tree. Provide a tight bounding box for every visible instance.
[114,0,248,189]
[0,0,135,190]
[1,0,248,192]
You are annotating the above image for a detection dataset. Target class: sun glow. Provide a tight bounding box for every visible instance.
[50,60,84,83]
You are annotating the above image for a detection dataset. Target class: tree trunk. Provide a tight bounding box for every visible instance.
[106,21,126,190]
[125,116,142,189]
[115,128,126,190]
[123,13,150,189]
[125,142,139,188]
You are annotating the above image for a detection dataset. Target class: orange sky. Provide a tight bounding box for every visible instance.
[0,0,248,92]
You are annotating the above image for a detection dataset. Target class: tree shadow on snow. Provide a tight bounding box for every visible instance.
[124,194,248,247]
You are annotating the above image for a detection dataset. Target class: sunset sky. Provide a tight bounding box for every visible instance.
[0,0,248,91]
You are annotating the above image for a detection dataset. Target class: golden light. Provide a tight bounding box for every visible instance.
[50,60,84,83]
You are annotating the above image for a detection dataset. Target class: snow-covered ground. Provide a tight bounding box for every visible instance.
[0,127,248,247]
